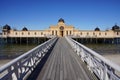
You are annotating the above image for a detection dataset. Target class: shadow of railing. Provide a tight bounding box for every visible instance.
[0,37,58,80]
[27,38,58,80]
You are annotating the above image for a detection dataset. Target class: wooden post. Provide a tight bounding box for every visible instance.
[27,37,28,44]
[20,37,21,44]
[34,37,35,44]
[38,37,39,44]
[15,37,17,44]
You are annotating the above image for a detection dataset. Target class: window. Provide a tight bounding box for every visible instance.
[93,32,95,35]
[15,32,17,35]
[52,31,54,35]
[56,31,57,35]
[22,32,24,35]
[87,32,89,35]
[105,33,107,35]
[28,32,30,35]
[99,33,101,35]
[60,26,64,31]
[66,31,68,35]
[117,32,119,35]
[4,32,6,35]
[41,32,43,35]
[34,32,36,35]
[70,31,72,35]
[80,32,82,35]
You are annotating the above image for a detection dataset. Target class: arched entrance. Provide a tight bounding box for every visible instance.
[59,26,64,37]
[60,31,64,37]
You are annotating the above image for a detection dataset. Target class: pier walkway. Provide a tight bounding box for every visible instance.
[29,37,95,80]
[1,37,120,80]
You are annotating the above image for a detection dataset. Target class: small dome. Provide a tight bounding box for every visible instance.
[95,27,100,31]
[22,27,28,31]
[112,24,119,30]
[58,18,65,23]
[3,24,11,30]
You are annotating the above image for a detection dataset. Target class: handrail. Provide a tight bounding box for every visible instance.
[0,37,58,80]
[73,38,120,72]
[66,36,120,80]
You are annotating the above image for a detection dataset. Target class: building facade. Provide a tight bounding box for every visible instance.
[1,18,120,43]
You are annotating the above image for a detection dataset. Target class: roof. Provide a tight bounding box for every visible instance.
[58,18,65,23]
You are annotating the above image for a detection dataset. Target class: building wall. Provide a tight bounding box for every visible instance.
[2,30,50,38]
[74,30,115,38]
[2,20,120,39]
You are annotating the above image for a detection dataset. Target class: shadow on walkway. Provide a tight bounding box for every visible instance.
[27,39,58,80]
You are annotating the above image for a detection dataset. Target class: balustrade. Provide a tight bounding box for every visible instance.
[66,36,120,80]
[0,37,57,80]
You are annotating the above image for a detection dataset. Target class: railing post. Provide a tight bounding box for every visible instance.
[103,63,109,80]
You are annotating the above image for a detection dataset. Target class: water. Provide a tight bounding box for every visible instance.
[84,43,120,55]
[0,40,120,66]
[0,43,38,59]
[85,43,120,67]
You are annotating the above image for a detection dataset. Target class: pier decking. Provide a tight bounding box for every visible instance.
[28,38,97,80]
[1,37,119,80]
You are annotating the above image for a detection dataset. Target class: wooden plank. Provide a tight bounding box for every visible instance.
[34,37,98,80]
[51,44,60,80]
[63,52,67,80]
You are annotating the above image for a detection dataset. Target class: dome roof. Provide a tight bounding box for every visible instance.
[112,24,119,30]
[94,27,100,31]
[22,27,28,31]
[3,24,11,30]
[58,18,65,23]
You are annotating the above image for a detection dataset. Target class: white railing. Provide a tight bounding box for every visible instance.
[0,37,58,80]
[66,37,120,80]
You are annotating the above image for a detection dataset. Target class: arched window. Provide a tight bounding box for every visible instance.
[55,31,57,35]
[105,33,107,35]
[34,32,36,35]
[117,32,119,35]
[41,32,43,35]
[80,32,82,35]
[15,32,17,35]
[66,31,68,35]
[70,31,72,35]
[52,31,54,35]
[4,32,6,35]
[28,32,30,35]
[87,32,89,35]
[22,32,24,35]
[99,33,101,35]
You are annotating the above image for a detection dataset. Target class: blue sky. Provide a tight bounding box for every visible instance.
[0,0,120,30]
